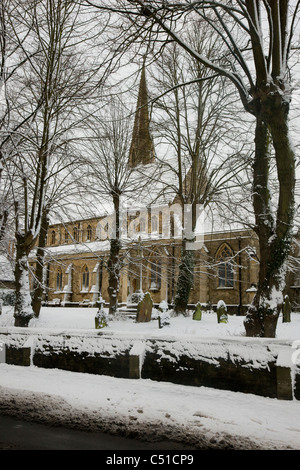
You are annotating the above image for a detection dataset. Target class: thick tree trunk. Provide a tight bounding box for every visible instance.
[14,233,34,327]
[107,238,121,315]
[32,209,49,317]
[244,91,295,337]
[174,240,195,316]
[107,193,121,315]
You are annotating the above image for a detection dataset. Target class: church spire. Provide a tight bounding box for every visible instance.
[129,62,155,168]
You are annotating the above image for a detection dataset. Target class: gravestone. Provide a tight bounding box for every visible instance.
[158,300,170,328]
[158,309,170,329]
[136,292,153,322]
[282,295,291,323]
[95,296,108,329]
[193,302,202,321]
[217,300,228,324]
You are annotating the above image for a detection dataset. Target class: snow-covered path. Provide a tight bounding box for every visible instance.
[0,364,299,450]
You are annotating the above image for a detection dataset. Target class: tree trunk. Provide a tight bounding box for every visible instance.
[173,240,195,316]
[14,233,34,327]
[244,90,295,337]
[107,238,121,315]
[32,209,49,317]
[0,209,8,242]
[107,193,121,315]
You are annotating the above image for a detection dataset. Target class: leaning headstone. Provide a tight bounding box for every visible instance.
[136,292,152,322]
[95,296,108,329]
[217,300,228,324]
[282,295,291,323]
[193,302,202,321]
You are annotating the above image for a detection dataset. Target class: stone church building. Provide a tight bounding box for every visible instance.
[33,67,300,315]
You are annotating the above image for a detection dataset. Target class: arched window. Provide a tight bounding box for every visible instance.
[151,215,158,232]
[64,230,69,243]
[82,265,89,291]
[56,268,63,291]
[139,218,146,233]
[216,243,234,288]
[170,211,175,238]
[86,225,92,241]
[149,251,161,291]
[159,211,163,235]
[51,230,56,245]
[73,226,79,242]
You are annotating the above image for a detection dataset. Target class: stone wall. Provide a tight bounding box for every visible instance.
[1,329,299,401]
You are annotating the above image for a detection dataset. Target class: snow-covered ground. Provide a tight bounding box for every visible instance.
[0,306,300,450]
[1,304,300,340]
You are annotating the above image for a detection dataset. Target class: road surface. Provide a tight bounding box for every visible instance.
[0,414,196,451]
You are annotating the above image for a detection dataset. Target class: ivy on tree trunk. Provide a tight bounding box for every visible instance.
[244,85,295,337]
[174,244,194,316]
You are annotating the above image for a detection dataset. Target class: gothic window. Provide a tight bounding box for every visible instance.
[73,226,79,242]
[139,218,146,233]
[64,230,69,243]
[86,225,92,241]
[170,211,175,238]
[159,211,163,235]
[149,252,161,291]
[82,265,89,291]
[51,230,56,245]
[151,215,158,232]
[56,268,63,291]
[216,243,234,288]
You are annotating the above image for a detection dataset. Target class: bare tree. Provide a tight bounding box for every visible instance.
[84,0,300,338]
[5,0,107,326]
[31,139,91,317]
[146,30,249,315]
[82,102,147,314]
[0,0,39,247]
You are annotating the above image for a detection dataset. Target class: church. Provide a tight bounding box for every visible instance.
[32,66,300,315]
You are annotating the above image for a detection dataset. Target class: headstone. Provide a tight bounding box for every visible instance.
[136,292,152,322]
[95,296,108,329]
[217,300,228,324]
[158,300,171,328]
[193,302,202,321]
[282,295,291,323]
[158,309,170,329]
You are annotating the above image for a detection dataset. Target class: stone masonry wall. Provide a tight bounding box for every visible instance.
[1,329,299,401]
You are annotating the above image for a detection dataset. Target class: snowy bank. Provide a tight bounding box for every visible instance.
[0,307,300,401]
[0,307,300,450]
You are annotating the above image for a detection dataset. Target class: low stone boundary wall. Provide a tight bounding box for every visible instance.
[0,328,299,401]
